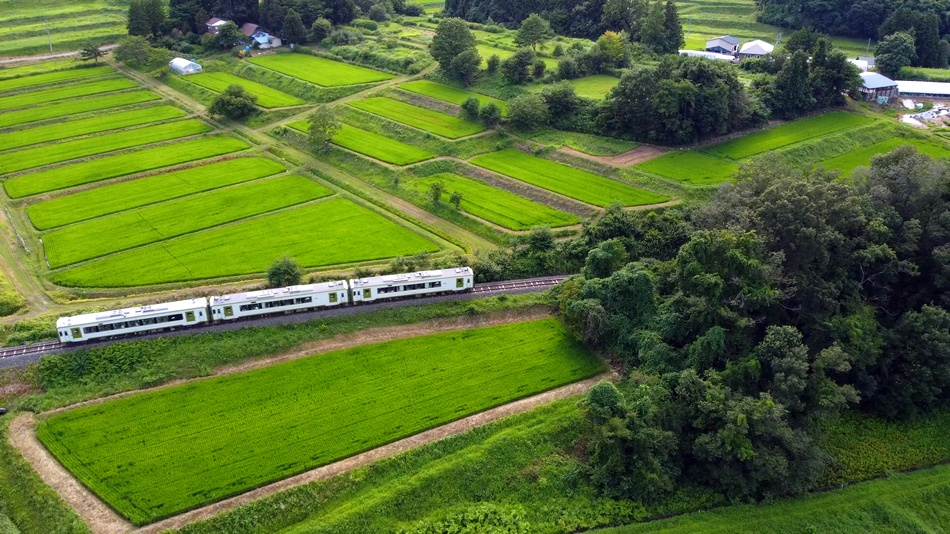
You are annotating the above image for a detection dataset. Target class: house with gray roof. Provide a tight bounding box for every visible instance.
[706,36,740,55]
[859,72,898,101]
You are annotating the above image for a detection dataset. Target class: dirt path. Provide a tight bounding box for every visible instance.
[560,145,666,167]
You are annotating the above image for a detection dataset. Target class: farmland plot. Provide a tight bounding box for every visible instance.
[0,78,136,111]
[0,65,113,92]
[28,158,286,230]
[704,112,876,160]
[820,138,950,174]
[565,75,620,99]
[636,151,739,186]
[4,136,249,198]
[0,91,159,129]
[349,97,486,139]
[289,121,434,165]
[52,198,439,286]
[185,72,305,108]
[247,54,393,86]
[399,80,509,115]
[471,149,668,207]
[37,319,603,525]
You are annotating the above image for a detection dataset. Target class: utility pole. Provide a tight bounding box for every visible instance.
[45,19,53,53]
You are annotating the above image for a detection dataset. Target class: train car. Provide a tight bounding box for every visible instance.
[209,280,349,321]
[57,298,209,343]
[350,267,474,303]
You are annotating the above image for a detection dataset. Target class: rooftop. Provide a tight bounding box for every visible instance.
[350,267,473,287]
[861,72,897,89]
[57,298,208,327]
[739,40,774,55]
[896,80,950,96]
[210,281,347,305]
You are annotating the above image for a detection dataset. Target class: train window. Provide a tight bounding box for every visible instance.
[378,286,400,294]
[329,292,337,303]
[403,283,425,291]
[456,278,464,288]
[295,296,313,304]
[428,281,442,288]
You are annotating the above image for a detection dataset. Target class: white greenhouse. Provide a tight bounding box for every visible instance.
[169,58,202,75]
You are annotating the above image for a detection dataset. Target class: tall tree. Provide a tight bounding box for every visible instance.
[875,31,917,77]
[879,8,942,68]
[662,1,683,52]
[514,13,553,52]
[639,0,666,53]
[324,0,356,25]
[808,37,861,107]
[208,85,258,119]
[771,50,815,119]
[430,18,478,79]
[283,8,307,43]
[307,105,341,152]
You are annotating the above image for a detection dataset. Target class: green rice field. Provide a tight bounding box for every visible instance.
[0,59,77,80]
[1,0,127,58]
[37,319,602,525]
[565,75,620,99]
[247,54,393,86]
[399,80,509,115]
[28,158,286,230]
[0,91,159,129]
[0,78,136,111]
[636,151,740,186]
[52,198,438,286]
[704,112,876,160]
[0,106,185,151]
[0,119,212,175]
[414,173,579,230]
[820,137,950,174]
[289,121,434,165]
[44,176,332,267]
[4,136,249,199]
[0,65,113,92]
[470,149,668,207]
[185,72,305,108]
[349,97,485,139]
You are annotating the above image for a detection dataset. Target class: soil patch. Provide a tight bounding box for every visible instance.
[560,145,666,166]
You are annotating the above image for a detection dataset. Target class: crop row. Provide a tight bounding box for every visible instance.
[185,72,305,108]
[0,91,159,129]
[399,80,509,115]
[0,78,136,111]
[247,53,393,87]
[0,65,114,92]
[289,120,434,165]
[349,97,485,139]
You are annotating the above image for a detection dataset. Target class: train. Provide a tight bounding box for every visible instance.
[56,267,474,343]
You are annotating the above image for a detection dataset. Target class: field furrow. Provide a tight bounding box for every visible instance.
[0,91,159,129]
[0,65,113,92]
[0,78,135,111]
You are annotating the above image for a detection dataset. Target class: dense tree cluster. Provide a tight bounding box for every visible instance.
[208,84,258,118]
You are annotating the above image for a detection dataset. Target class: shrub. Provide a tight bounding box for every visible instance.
[461,97,481,120]
[507,93,549,131]
[267,256,302,288]
[486,54,500,73]
[352,18,379,31]
[479,102,502,126]
[310,18,333,42]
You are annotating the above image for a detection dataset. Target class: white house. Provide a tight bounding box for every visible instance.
[169,58,202,75]
[738,40,774,60]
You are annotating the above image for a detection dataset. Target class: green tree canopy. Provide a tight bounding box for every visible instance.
[514,13,553,52]
[267,256,302,288]
[430,18,477,77]
[306,105,342,152]
[208,84,258,119]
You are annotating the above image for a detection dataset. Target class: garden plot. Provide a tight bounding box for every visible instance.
[0,78,136,111]
[470,149,668,207]
[0,91,159,129]
[28,158,285,230]
[52,198,438,287]
[820,138,950,174]
[413,173,579,230]
[636,151,740,186]
[185,72,305,108]
[399,80,509,115]
[37,319,602,525]
[247,54,393,86]
[704,112,876,160]
[44,175,332,267]
[349,97,485,139]
[5,136,248,198]
[289,121,434,165]
[0,65,113,92]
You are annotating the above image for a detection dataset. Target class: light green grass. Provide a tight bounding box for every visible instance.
[821,138,950,174]
[289,121,435,165]
[414,173,579,230]
[0,65,113,91]
[704,112,876,160]
[475,44,558,69]
[247,54,393,86]
[0,59,77,80]
[470,149,668,207]
[399,80,509,115]
[185,72,305,108]
[37,319,601,525]
[0,119,212,175]
[52,198,438,286]
[528,129,638,156]
[0,91,159,129]
[44,175,332,267]
[28,157,285,230]
[349,97,485,139]
[4,136,248,198]
[0,78,136,111]
[636,151,739,186]
[0,105,185,151]
[565,75,620,99]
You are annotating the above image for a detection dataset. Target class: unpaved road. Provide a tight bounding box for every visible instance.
[560,145,666,166]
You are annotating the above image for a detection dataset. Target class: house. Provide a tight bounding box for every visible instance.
[705,35,740,55]
[859,72,898,101]
[205,17,231,34]
[896,80,950,99]
[738,40,774,60]
[240,22,259,37]
[169,58,202,75]
[680,49,737,62]
[848,58,869,72]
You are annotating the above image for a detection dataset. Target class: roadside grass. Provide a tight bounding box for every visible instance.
[4,136,249,198]
[247,54,393,86]
[399,80,509,115]
[470,148,668,207]
[703,112,876,160]
[527,129,638,156]
[0,65,113,92]
[0,78,136,111]
[184,72,305,108]
[27,157,285,230]
[36,319,602,525]
[52,198,439,287]
[288,121,435,165]
[43,176,332,267]
[0,91,159,129]
[349,97,486,139]
[820,137,950,174]
[565,75,620,99]
[636,151,739,186]
[412,173,579,230]
[0,120,213,176]
[0,105,185,151]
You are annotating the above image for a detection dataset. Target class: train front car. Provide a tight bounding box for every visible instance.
[209,280,349,321]
[57,298,210,343]
[349,267,474,303]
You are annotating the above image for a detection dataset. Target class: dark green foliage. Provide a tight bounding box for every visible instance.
[444,0,609,39]
[754,0,950,40]
[486,54,500,73]
[283,9,308,44]
[783,27,820,53]
[507,93,549,131]
[479,102,502,126]
[214,21,245,49]
[876,32,917,77]
[461,96,480,120]
[208,84,258,118]
[267,256,302,287]
[501,49,535,85]
[127,0,165,37]
[515,13,553,52]
[113,35,152,67]
[771,50,816,119]
[310,17,333,42]
[879,7,944,68]
[325,0,357,24]
[451,48,482,85]
[430,18,478,79]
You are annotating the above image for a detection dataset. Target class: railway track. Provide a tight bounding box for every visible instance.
[0,276,567,369]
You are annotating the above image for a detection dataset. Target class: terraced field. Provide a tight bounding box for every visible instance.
[185,72,305,108]
[52,198,439,287]
[289,121,435,165]
[0,78,136,110]
[820,137,950,174]
[400,80,509,115]
[0,91,159,128]
[37,319,602,525]
[471,149,668,207]
[704,112,876,160]
[1,0,127,57]
[636,151,740,186]
[0,65,113,91]
[247,54,393,86]
[413,173,579,230]
[350,97,485,139]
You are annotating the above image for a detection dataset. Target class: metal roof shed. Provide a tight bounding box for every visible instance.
[897,80,950,98]
[169,58,202,75]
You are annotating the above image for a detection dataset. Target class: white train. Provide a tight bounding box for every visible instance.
[57,267,473,343]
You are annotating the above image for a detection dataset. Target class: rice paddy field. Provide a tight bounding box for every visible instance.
[704,112,876,160]
[0,65,113,91]
[820,137,950,174]
[399,80,509,115]
[564,75,620,99]
[247,53,394,86]
[413,173,579,230]
[52,198,439,287]
[184,72,305,108]
[636,150,740,186]
[0,78,136,111]
[349,97,486,139]
[37,319,602,525]
[289,121,435,165]
[0,90,159,129]
[0,0,127,57]
[470,149,668,207]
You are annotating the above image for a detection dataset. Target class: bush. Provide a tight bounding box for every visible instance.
[479,102,502,126]
[331,28,364,44]
[310,18,333,42]
[368,5,390,22]
[267,256,302,288]
[208,84,258,119]
[352,18,379,31]
[557,56,579,79]
[507,93,549,131]
[486,54,500,73]
[533,59,546,78]
[461,97,480,120]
